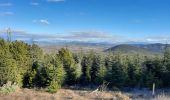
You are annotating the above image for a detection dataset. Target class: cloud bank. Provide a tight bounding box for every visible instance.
[0,28,169,44]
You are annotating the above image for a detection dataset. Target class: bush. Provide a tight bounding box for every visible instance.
[0,81,19,94]
[47,81,61,93]
[0,53,22,86]
[23,70,37,88]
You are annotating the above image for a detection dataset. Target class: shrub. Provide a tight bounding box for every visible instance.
[0,53,22,86]
[47,81,61,93]
[0,81,19,94]
[23,70,37,88]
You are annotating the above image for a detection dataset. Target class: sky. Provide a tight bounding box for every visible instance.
[0,0,170,43]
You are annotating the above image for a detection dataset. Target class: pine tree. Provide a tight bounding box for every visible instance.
[81,55,92,85]
[142,57,163,88]
[0,39,22,86]
[58,48,80,85]
[31,44,43,63]
[91,54,100,84]
[126,55,141,87]
[46,55,65,92]
[9,41,32,74]
[96,63,107,84]
[91,54,106,84]
[106,53,126,87]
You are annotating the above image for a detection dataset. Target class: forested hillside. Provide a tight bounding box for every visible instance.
[105,44,160,55]
[1,38,170,93]
[136,43,169,53]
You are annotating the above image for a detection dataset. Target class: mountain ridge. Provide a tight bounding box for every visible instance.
[104,44,165,55]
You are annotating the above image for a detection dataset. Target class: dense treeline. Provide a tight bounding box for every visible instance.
[0,38,170,92]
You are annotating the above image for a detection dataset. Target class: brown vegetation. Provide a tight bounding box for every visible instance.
[0,88,130,100]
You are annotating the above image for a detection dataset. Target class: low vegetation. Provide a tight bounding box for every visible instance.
[0,81,19,94]
[0,88,130,100]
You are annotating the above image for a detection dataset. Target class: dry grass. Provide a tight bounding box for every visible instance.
[0,88,130,100]
[1,88,170,100]
[125,89,170,100]
[153,94,170,100]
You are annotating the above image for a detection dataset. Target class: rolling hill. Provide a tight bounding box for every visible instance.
[134,43,170,53]
[105,44,161,55]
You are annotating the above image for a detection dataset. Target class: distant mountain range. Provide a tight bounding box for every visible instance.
[61,42,169,54]
[7,34,168,54]
[105,43,169,55]
[134,43,169,53]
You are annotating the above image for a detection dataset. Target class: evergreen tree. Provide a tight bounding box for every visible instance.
[96,63,107,84]
[91,54,100,84]
[9,41,32,74]
[142,57,163,88]
[91,54,106,84]
[126,55,141,87]
[0,39,22,86]
[58,48,80,85]
[73,53,82,83]
[31,44,44,63]
[106,53,126,87]
[161,44,170,86]
[81,55,92,85]
[46,55,65,92]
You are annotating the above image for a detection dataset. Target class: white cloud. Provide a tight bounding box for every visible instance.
[33,19,50,25]
[146,36,170,43]
[47,0,65,3]
[0,12,14,16]
[15,38,30,41]
[30,2,39,6]
[0,3,12,7]
[0,28,124,43]
[3,28,169,44]
[67,31,113,39]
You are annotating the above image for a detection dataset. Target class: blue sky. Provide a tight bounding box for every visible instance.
[0,0,170,43]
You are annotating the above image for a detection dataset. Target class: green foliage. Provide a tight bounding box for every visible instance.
[23,69,37,87]
[95,64,107,84]
[106,54,127,87]
[0,39,22,86]
[47,81,61,93]
[0,53,22,86]
[81,55,92,85]
[9,41,32,74]
[91,54,107,84]
[91,54,100,84]
[58,48,79,85]
[106,44,161,56]
[31,44,44,62]
[23,55,65,88]
[23,61,42,87]
[126,55,142,87]
[0,81,19,94]
[162,44,170,86]
[163,44,170,64]
[142,57,164,88]
[47,55,65,85]
[2,38,170,92]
